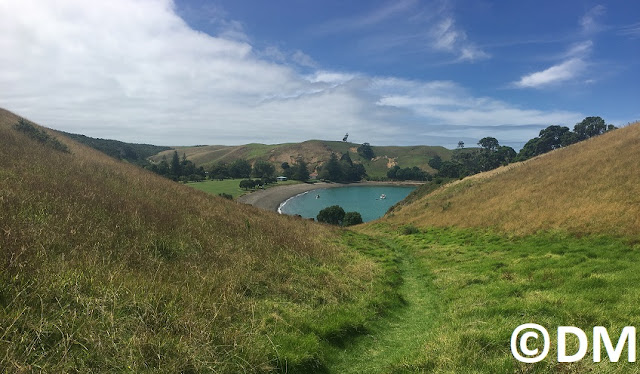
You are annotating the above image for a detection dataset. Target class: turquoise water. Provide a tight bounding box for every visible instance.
[279,186,415,222]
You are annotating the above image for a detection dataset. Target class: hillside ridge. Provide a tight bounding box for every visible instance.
[385,122,640,236]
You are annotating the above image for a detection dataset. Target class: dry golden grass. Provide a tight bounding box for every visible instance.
[0,108,392,372]
[386,123,640,236]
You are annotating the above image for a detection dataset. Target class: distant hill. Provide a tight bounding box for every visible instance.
[0,108,393,372]
[386,122,640,236]
[59,131,171,166]
[150,140,453,177]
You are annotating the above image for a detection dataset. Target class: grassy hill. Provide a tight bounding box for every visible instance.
[342,121,640,372]
[59,131,171,166]
[0,108,398,372]
[385,122,640,236]
[149,140,452,177]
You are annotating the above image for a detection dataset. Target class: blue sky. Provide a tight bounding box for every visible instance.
[1,0,638,149]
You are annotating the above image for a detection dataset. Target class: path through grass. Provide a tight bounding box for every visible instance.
[324,238,440,373]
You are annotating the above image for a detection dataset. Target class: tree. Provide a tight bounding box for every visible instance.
[340,152,353,165]
[239,179,257,190]
[428,155,442,170]
[317,205,345,225]
[292,160,310,181]
[251,160,275,179]
[319,153,344,182]
[209,161,229,180]
[457,141,465,149]
[357,143,375,160]
[574,116,607,140]
[228,159,252,178]
[281,162,290,170]
[170,150,182,177]
[343,211,363,226]
[478,137,499,152]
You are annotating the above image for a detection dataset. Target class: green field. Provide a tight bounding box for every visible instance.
[185,178,302,198]
[330,223,640,373]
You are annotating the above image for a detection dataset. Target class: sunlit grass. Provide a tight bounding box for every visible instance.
[387,122,640,237]
[0,108,398,373]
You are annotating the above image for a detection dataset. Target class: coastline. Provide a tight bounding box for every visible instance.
[237,181,423,213]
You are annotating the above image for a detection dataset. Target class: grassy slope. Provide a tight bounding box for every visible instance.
[326,123,640,373]
[150,140,452,177]
[387,123,640,236]
[0,109,398,372]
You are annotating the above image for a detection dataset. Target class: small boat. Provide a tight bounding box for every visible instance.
[379,194,386,199]
[316,194,320,199]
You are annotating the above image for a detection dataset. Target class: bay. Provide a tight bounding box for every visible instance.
[278,185,416,222]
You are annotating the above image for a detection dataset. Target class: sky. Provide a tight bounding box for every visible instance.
[0,0,638,149]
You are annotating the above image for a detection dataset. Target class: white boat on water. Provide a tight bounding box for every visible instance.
[379,194,386,199]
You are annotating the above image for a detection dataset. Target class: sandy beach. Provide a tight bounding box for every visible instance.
[237,181,423,212]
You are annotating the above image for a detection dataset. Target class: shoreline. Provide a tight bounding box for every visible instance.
[237,181,423,213]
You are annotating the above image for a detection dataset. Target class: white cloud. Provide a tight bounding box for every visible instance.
[514,39,593,89]
[514,58,586,88]
[430,16,489,61]
[580,5,606,34]
[0,0,578,148]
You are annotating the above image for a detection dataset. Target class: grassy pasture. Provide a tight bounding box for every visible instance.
[185,178,301,199]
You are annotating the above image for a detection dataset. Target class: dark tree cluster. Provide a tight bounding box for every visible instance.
[427,116,616,180]
[357,142,375,160]
[281,160,311,182]
[239,176,279,190]
[149,151,206,182]
[208,159,253,180]
[517,116,616,161]
[430,137,516,179]
[61,130,170,166]
[318,153,366,182]
[386,165,431,181]
[316,205,363,226]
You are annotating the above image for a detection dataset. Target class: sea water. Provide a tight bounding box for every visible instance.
[278,185,415,222]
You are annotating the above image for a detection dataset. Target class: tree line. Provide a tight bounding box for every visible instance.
[428,116,616,179]
[147,151,206,182]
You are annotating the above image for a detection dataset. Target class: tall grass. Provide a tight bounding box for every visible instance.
[0,108,396,372]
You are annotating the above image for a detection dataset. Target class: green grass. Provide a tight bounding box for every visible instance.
[344,223,640,373]
[185,179,301,199]
[324,237,440,373]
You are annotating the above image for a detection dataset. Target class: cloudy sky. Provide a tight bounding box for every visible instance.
[1,0,638,149]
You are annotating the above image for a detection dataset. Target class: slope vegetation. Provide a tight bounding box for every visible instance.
[149,140,451,177]
[0,108,396,372]
[387,122,640,236]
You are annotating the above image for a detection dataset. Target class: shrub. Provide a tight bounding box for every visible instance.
[13,118,70,153]
[218,193,233,200]
[343,211,363,226]
[317,205,345,225]
[400,224,420,235]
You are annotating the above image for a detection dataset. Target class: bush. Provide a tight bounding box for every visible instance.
[239,179,257,190]
[343,211,363,226]
[400,225,420,235]
[317,205,345,225]
[13,118,70,153]
[218,193,233,200]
